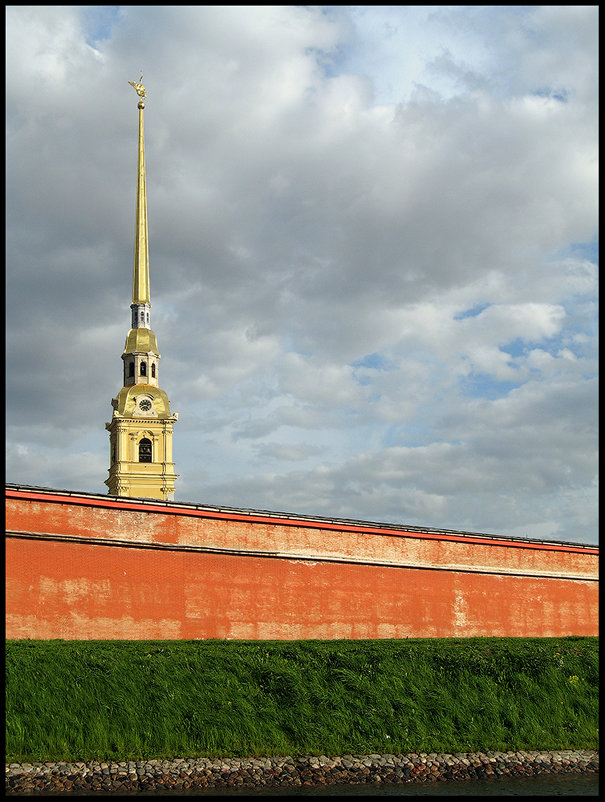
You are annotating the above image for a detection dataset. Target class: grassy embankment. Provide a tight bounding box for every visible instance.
[5,637,598,763]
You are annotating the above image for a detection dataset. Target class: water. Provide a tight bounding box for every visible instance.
[251,773,599,796]
[104,773,598,796]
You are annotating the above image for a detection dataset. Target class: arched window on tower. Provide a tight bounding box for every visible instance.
[151,363,156,378]
[129,362,135,377]
[140,361,147,376]
[139,438,152,462]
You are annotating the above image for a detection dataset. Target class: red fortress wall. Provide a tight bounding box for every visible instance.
[5,485,598,640]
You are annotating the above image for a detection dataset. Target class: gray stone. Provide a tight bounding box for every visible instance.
[4,750,600,796]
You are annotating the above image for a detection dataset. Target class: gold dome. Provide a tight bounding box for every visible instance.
[123,327,159,355]
[113,384,172,418]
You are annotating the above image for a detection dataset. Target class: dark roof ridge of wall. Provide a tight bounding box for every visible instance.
[6,482,598,553]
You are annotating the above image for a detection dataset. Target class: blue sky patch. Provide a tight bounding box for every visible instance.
[460,373,521,400]
[498,338,528,358]
[549,237,598,266]
[82,6,122,47]
[532,87,569,103]
[351,352,395,371]
[454,302,490,321]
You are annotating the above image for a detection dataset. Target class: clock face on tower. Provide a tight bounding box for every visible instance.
[139,399,152,411]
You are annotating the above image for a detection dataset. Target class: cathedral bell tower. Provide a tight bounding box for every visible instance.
[105,76,178,500]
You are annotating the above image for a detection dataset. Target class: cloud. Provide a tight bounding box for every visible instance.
[5,6,597,544]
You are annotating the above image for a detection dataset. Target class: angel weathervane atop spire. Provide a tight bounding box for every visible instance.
[128,72,146,99]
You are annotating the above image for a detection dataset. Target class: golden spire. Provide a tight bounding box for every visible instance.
[131,73,150,306]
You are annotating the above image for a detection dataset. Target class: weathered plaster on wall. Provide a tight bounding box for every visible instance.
[5,487,598,640]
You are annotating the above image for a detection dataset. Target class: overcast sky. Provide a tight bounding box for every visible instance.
[6,6,598,544]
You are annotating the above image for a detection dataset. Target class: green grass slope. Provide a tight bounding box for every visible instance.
[5,637,598,762]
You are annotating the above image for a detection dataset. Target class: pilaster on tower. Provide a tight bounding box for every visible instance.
[105,76,178,502]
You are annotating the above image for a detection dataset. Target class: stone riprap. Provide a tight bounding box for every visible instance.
[5,750,598,794]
